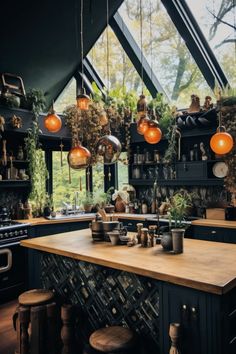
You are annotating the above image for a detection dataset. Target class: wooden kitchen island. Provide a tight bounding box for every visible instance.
[21,229,236,354]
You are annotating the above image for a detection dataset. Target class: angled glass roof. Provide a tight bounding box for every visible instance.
[185,0,236,87]
[118,0,211,108]
[54,78,76,113]
[87,26,147,94]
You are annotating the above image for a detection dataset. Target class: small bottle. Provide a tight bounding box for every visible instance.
[125,204,130,213]
[141,200,148,214]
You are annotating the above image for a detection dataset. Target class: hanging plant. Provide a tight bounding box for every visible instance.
[24,89,48,216]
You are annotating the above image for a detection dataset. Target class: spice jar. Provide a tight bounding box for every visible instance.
[141,228,149,247]
[141,200,148,214]
[136,223,143,244]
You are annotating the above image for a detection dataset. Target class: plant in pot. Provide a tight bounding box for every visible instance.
[167,191,192,254]
[112,189,129,213]
[81,193,94,213]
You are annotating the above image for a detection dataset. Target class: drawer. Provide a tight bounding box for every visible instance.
[176,162,206,179]
[192,226,224,242]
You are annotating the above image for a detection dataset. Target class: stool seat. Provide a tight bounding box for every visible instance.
[18,289,54,306]
[89,326,135,353]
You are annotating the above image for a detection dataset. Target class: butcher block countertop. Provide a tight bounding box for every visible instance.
[16,214,236,228]
[21,229,236,295]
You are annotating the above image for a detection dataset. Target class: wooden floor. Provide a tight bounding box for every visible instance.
[0,300,17,354]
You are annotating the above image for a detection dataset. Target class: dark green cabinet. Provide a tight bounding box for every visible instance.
[191,225,236,243]
[27,221,89,289]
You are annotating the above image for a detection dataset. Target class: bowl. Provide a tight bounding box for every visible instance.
[107,231,120,245]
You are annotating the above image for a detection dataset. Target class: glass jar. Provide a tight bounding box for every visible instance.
[132,166,141,179]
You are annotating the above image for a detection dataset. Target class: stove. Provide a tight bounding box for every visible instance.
[0,220,30,245]
[0,209,30,303]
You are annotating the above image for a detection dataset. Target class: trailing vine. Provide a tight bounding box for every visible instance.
[24,89,48,216]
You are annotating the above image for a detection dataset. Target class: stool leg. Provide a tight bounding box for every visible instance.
[31,305,47,354]
[13,306,20,354]
[169,323,181,354]
[19,306,30,354]
[61,304,76,354]
[46,302,60,354]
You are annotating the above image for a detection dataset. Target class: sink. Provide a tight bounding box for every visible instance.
[45,213,96,220]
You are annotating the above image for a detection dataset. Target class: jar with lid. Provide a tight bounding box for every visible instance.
[141,200,148,214]
[141,228,149,247]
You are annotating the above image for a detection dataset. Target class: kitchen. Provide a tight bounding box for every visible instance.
[0,0,236,354]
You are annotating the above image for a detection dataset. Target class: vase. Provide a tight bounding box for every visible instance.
[171,229,185,254]
[161,232,173,251]
[115,197,126,212]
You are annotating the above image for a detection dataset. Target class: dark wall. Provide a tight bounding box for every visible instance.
[0,0,124,107]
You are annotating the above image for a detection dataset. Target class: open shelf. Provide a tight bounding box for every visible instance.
[129,178,224,186]
[0,180,30,188]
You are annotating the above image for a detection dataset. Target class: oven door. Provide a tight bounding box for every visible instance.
[0,242,27,302]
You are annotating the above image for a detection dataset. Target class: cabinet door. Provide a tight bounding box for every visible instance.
[162,283,208,354]
[223,228,236,244]
[192,226,224,242]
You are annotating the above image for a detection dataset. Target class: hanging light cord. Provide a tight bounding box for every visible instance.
[149,0,153,83]
[140,0,144,94]
[80,0,85,89]
[106,0,110,94]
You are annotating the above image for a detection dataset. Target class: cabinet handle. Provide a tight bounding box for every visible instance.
[127,223,133,226]
[182,304,187,310]
[191,307,197,313]
[211,230,216,234]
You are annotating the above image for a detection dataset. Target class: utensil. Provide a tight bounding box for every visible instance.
[2,140,7,166]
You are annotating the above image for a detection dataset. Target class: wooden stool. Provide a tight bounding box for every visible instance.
[89,326,136,354]
[13,289,58,354]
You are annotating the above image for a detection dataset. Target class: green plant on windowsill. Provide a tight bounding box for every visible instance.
[81,193,94,213]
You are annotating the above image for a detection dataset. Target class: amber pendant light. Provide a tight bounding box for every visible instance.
[76,0,91,111]
[44,103,62,133]
[210,94,233,155]
[67,141,91,170]
[144,120,162,144]
[77,88,91,111]
[210,126,233,155]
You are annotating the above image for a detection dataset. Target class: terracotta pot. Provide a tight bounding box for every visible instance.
[115,197,126,212]
[84,204,93,213]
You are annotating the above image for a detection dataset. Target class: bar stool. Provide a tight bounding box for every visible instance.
[13,289,56,354]
[87,326,137,354]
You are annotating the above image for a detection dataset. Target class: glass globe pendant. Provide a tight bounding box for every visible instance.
[210,126,233,155]
[144,120,162,144]
[67,142,91,170]
[96,135,121,165]
[76,88,91,111]
[44,106,62,133]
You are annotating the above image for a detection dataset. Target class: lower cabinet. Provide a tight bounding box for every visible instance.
[191,225,236,243]
[161,283,236,354]
[27,221,89,289]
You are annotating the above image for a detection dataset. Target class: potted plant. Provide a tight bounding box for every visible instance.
[168,191,192,254]
[81,193,94,213]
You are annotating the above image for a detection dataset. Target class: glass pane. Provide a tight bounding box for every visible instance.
[118,0,212,108]
[87,26,147,94]
[54,78,76,113]
[92,163,104,193]
[52,151,86,210]
[118,152,129,190]
[186,0,236,86]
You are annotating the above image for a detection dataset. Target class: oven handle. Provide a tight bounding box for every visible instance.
[0,248,12,273]
[0,241,21,248]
